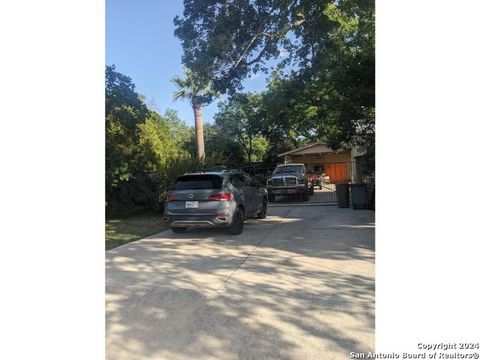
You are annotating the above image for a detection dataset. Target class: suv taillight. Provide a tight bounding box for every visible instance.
[166,194,177,201]
[208,192,233,201]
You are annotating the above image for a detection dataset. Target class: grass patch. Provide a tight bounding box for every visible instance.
[106,210,167,250]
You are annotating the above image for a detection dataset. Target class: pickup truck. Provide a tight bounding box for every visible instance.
[267,163,314,202]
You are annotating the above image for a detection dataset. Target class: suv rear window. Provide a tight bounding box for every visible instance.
[174,175,223,190]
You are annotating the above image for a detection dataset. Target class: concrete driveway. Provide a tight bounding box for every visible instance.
[106,205,375,360]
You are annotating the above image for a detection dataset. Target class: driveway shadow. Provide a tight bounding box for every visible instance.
[106,206,375,359]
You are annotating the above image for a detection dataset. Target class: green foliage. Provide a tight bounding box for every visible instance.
[203,123,245,167]
[172,67,217,107]
[138,111,191,168]
[174,0,310,94]
[214,93,269,164]
[106,66,202,217]
[175,0,375,175]
[163,109,194,147]
[250,136,269,162]
[106,65,152,215]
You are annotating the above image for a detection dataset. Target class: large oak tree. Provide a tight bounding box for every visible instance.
[174,0,375,168]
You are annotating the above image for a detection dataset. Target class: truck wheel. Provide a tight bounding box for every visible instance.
[226,207,244,235]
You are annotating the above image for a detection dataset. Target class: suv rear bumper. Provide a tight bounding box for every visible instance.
[164,213,233,228]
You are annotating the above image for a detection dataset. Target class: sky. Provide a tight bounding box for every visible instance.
[106,0,271,126]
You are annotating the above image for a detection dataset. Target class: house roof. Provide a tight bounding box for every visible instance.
[278,142,343,157]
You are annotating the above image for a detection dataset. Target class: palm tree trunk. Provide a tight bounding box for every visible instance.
[193,103,205,161]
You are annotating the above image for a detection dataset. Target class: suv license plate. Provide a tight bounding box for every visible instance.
[185,201,199,208]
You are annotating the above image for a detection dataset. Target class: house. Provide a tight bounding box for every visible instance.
[278,142,362,184]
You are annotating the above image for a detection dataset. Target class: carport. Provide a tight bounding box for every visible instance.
[276,143,353,204]
[279,142,353,184]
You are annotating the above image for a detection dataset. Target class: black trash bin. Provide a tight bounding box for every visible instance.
[350,183,367,210]
[366,183,375,210]
[335,183,350,208]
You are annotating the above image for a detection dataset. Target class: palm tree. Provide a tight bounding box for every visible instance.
[172,68,216,162]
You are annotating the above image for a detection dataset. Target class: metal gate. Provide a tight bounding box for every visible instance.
[268,162,352,205]
[243,162,353,205]
[307,162,352,204]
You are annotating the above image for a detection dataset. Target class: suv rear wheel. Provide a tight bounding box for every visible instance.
[226,207,244,235]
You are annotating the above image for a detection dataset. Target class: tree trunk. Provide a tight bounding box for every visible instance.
[193,103,205,162]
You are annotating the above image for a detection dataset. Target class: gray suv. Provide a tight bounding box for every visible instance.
[164,169,268,235]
